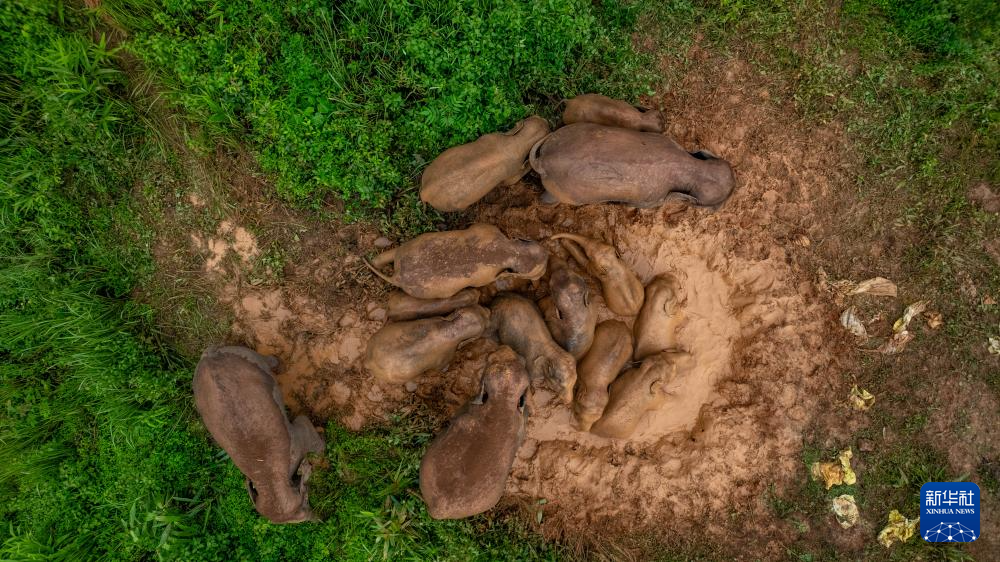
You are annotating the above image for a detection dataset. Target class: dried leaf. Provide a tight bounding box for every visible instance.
[849,277,897,297]
[892,301,929,333]
[840,306,868,341]
[878,330,914,354]
[832,494,859,529]
[878,510,918,547]
[985,295,997,306]
[925,311,943,330]
[810,449,856,488]
[849,385,875,411]
[989,336,1000,356]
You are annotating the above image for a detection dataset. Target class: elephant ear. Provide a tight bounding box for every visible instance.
[531,355,551,382]
[532,355,574,403]
[528,134,550,177]
[471,376,488,405]
[642,361,669,398]
[266,354,280,371]
[546,296,563,321]
[508,119,528,135]
[296,456,313,489]
[648,377,668,399]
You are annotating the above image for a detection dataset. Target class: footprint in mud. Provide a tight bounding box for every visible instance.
[190,220,260,274]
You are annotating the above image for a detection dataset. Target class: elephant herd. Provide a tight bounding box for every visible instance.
[192,94,735,523]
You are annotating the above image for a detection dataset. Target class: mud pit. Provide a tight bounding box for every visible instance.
[474,194,835,537]
[172,56,852,547]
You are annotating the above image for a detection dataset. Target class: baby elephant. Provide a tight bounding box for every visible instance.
[193,346,324,523]
[573,320,633,432]
[365,223,548,300]
[419,346,529,519]
[364,306,490,384]
[530,123,735,209]
[562,94,665,133]
[420,116,550,211]
[633,274,685,360]
[490,293,577,403]
[590,351,693,440]
[553,233,644,317]
[538,256,597,359]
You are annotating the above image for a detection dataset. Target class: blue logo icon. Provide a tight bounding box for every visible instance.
[920,482,980,542]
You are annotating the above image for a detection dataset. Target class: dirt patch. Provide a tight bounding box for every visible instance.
[927,378,1000,556]
[462,56,849,549]
[190,220,260,274]
[928,380,1000,478]
[147,52,860,559]
[477,198,836,542]
[969,182,1000,214]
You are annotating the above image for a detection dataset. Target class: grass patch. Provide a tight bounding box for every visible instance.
[99,0,654,225]
[0,1,640,559]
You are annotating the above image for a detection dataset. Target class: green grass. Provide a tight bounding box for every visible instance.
[744,0,998,371]
[0,1,635,560]
[2,0,998,560]
[95,0,654,224]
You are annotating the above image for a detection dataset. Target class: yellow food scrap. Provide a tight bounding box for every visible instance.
[832,494,859,529]
[810,448,856,489]
[892,301,929,333]
[849,385,875,411]
[878,510,918,548]
[925,311,943,329]
[838,449,857,485]
[811,461,842,489]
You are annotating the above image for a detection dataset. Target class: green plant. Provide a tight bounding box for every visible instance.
[0,4,599,558]
[112,0,654,221]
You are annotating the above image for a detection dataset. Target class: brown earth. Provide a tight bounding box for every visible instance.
[142,46,988,559]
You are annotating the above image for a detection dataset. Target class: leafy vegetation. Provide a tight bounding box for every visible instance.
[0,0,635,559]
[97,0,652,220]
[0,2,200,558]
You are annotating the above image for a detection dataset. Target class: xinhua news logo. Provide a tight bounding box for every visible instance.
[920,482,980,542]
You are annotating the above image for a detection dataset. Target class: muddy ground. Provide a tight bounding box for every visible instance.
[143,45,998,560]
